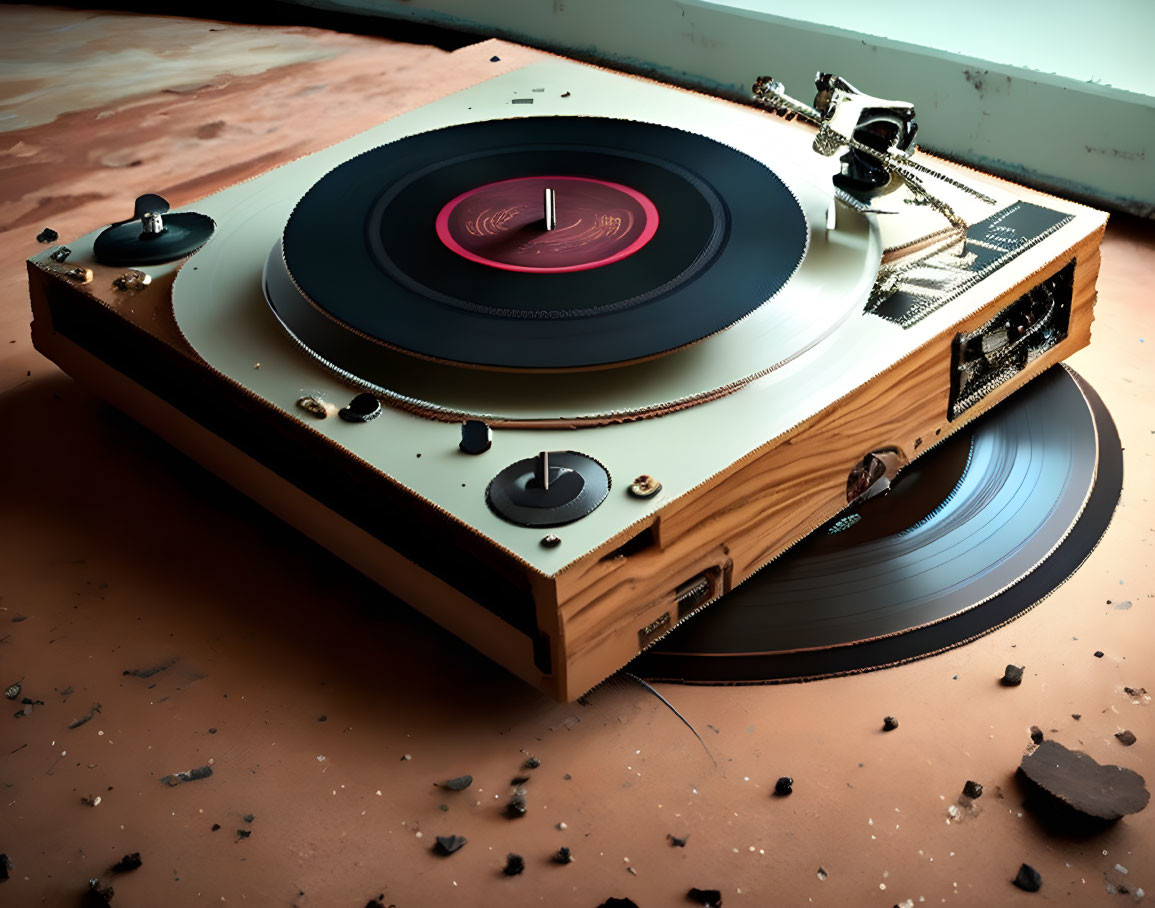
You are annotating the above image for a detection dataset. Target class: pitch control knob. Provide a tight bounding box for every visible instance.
[93,193,215,266]
[487,451,610,528]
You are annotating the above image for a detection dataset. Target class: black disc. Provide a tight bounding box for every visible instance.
[278,117,807,371]
[634,366,1122,684]
[93,212,215,265]
[486,451,610,528]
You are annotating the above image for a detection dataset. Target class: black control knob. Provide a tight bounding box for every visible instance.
[93,193,215,265]
[459,420,492,454]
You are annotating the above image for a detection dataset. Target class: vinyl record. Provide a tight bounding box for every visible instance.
[274,116,808,371]
[635,366,1122,684]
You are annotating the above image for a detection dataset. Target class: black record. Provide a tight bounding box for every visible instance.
[634,367,1122,684]
[278,117,807,371]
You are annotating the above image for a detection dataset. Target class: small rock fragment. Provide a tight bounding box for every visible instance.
[688,887,723,907]
[552,846,573,864]
[503,853,525,876]
[1030,726,1044,744]
[1019,740,1150,821]
[523,755,541,769]
[490,55,501,62]
[441,775,472,792]
[111,853,142,873]
[1115,730,1137,746]
[962,780,984,799]
[597,900,639,908]
[161,765,213,786]
[1001,664,1024,686]
[236,829,251,839]
[400,753,412,761]
[434,834,467,856]
[211,824,220,831]
[1094,651,1104,658]
[1072,714,1081,720]
[3,682,19,700]
[1013,863,1042,892]
[667,834,688,847]
[882,716,899,732]
[774,776,793,796]
[506,785,527,818]
[82,879,114,906]
[36,227,58,244]
[0,852,10,880]
[241,814,254,823]
[510,775,530,786]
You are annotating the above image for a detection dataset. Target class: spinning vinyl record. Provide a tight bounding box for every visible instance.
[272,116,808,371]
[636,366,1122,684]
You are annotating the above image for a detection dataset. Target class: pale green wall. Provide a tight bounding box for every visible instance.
[293,0,1155,215]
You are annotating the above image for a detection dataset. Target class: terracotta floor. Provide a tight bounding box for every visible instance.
[1,7,1153,907]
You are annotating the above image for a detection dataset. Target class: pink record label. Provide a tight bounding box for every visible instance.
[435,175,658,273]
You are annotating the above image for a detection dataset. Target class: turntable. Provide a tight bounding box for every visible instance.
[27,43,1112,701]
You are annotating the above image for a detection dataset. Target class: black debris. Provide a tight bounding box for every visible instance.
[317,715,327,722]
[208,728,217,734]
[1030,726,1044,744]
[882,716,899,732]
[211,824,221,831]
[774,776,793,796]
[111,853,142,873]
[1124,686,1145,698]
[564,773,572,780]
[338,393,382,423]
[1115,730,1137,746]
[688,887,723,906]
[0,852,10,880]
[68,704,102,729]
[1013,863,1042,892]
[561,91,571,98]
[502,853,525,876]
[122,660,175,679]
[3,682,19,700]
[241,813,254,823]
[1072,714,1081,720]
[434,834,467,856]
[161,765,213,786]
[82,879,114,906]
[36,227,58,244]
[50,246,71,262]
[962,780,984,800]
[523,755,541,769]
[552,846,573,864]
[1094,651,1104,658]
[236,829,251,839]
[510,775,530,785]
[490,55,501,62]
[1019,739,1149,821]
[667,833,688,847]
[506,785,527,818]
[1001,664,1024,686]
[597,900,639,908]
[441,775,473,791]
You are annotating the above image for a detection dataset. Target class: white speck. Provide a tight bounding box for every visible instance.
[376,790,381,796]
[817,868,828,881]
[880,883,887,891]
[98,731,104,736]
[1135,887,1143,898]
[749,846,755,852]
[883,871,889,878]
[1116,864,1129,874]
[415,831,422,838]
[868,818,873,825]
[557,822,567,830]
[402,754,412,761]
[744,776,750,782]
[692,787,698,795]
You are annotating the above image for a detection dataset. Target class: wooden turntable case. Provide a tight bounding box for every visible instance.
[27,41,1107,702]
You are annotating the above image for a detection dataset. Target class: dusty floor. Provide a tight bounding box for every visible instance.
[1,6,1153,907]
